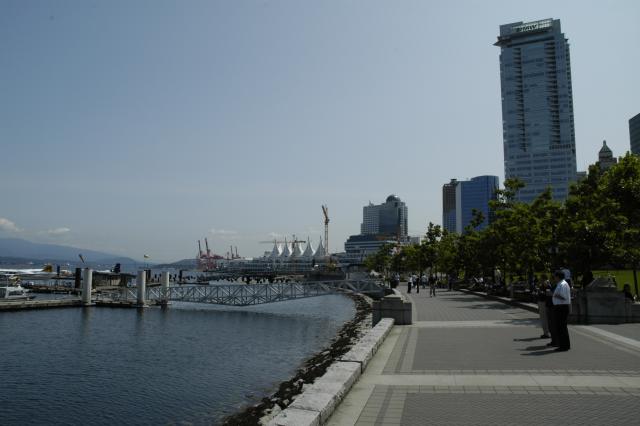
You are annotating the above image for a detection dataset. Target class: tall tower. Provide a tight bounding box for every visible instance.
[630,113,640,155]
[442,179,458,234]
[495,19,577,202]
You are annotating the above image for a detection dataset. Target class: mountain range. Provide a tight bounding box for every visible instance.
[0,237,139,266]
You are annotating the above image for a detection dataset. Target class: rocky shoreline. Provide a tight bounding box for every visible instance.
[221,292,372,426]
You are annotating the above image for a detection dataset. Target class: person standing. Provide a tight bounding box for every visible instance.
[407,275,413,293]
[536,274,550,339]
[552,270,571,351]
[414,274,420,294]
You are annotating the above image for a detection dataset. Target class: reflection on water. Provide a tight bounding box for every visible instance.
[0,295,354,425]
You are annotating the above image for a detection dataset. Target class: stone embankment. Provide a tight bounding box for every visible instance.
[221,292,393,426]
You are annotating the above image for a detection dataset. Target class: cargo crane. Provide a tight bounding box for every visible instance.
[322,205,329,255]
[196,238,224,271]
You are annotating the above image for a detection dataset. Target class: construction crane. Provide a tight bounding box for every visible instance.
[322,205,329,254]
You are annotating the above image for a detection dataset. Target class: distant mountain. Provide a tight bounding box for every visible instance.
[153,258,198,270]
[0,238,139,265]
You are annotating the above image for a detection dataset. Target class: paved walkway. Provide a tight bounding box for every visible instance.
[328,288,640,425]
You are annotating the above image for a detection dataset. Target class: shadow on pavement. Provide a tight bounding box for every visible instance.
[513,337,540,342]
[520,345,557,356]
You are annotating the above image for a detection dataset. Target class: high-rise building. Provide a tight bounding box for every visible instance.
[360,195,408,239]
[345,195,408,261]
[630,113,640,155]
[442,176,499,234]
[442,179,458,234]
[495,18,577,203]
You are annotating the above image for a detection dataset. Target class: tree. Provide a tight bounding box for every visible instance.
[557,164,608,287]
[364,243,394,275]
[599,154,640,293]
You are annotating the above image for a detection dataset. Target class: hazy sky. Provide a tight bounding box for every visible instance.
[1,0,639,262]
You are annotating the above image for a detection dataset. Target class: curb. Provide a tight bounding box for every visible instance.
[267,318,395,426]
[459,288,539,313]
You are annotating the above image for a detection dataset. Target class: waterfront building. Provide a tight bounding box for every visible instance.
[597,140,617,171]
[631,113,640,155]
[442,179,458,234]
[495,18,577,203]
[442,176,499,234]
[344,234,398,262]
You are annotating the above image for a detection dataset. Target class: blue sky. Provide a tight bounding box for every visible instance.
[1,0,639,262]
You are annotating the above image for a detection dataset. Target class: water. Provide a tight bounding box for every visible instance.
[0,295,355,425]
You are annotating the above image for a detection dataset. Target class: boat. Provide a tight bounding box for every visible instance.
[0,275,36,300]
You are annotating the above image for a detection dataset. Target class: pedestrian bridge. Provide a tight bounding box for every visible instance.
[99,280,386,306]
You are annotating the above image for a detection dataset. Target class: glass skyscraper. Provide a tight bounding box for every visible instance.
[442,176,499,234]
[630,113,640,155]
[495,19,577,203]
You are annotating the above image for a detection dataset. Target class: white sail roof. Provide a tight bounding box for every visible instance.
[291,241,304,258]
[268,242,282,259]
[315,237,327,257]
[302,240,315,258]
[281,240,293,258]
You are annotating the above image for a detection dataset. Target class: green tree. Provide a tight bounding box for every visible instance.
[599,154,640,293]
[557,164,608,287]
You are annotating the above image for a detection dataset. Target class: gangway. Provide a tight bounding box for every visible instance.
[100,280,385,307]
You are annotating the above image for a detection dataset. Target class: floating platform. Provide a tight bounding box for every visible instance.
[0,298,82,311]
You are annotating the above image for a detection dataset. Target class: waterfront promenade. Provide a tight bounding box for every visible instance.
[328,287,640,425]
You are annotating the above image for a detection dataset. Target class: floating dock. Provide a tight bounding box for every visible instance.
[0,298,82,311]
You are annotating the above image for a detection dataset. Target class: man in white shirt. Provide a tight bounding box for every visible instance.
[552,270,571,351]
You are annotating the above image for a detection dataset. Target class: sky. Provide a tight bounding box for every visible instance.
[1,0,639,262]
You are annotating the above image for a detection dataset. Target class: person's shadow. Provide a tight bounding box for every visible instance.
[520,345,556,356]
[513,337,556,355]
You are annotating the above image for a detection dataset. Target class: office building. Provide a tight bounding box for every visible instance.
[631,113,640,155]
[495,18,577,202]
[442,179,458,234]
[442,176,499,234]
[345,195,408,261]
[360,195,408,239]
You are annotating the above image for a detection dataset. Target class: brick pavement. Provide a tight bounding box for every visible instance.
[327,288,640,425]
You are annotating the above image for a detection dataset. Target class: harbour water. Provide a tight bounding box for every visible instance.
[0,295,355,425]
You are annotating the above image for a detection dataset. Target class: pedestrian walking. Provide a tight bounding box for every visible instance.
[429,276,436,297]
[414,274,420,294]
[407,275,412,293]
[551,270,571,351]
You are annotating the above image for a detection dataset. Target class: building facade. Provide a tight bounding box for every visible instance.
[495,18,577,203]
[360,195,408,239]
[346,195,409,262]
[631,113,640,155]
[442,179,458,234]
[597,140,617,171]
[442,176,499,234]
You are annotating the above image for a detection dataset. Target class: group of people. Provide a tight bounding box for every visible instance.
[536,270,572,352]
[404,274,438,297]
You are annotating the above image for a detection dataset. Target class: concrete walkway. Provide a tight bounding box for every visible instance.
[327,287,640,425]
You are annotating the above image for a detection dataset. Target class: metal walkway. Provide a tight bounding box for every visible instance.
[101,280,385,306]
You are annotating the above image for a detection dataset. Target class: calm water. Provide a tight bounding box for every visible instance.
[0,295,354,425]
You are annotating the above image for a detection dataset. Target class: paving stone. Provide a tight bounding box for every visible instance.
[400,393,640,425]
